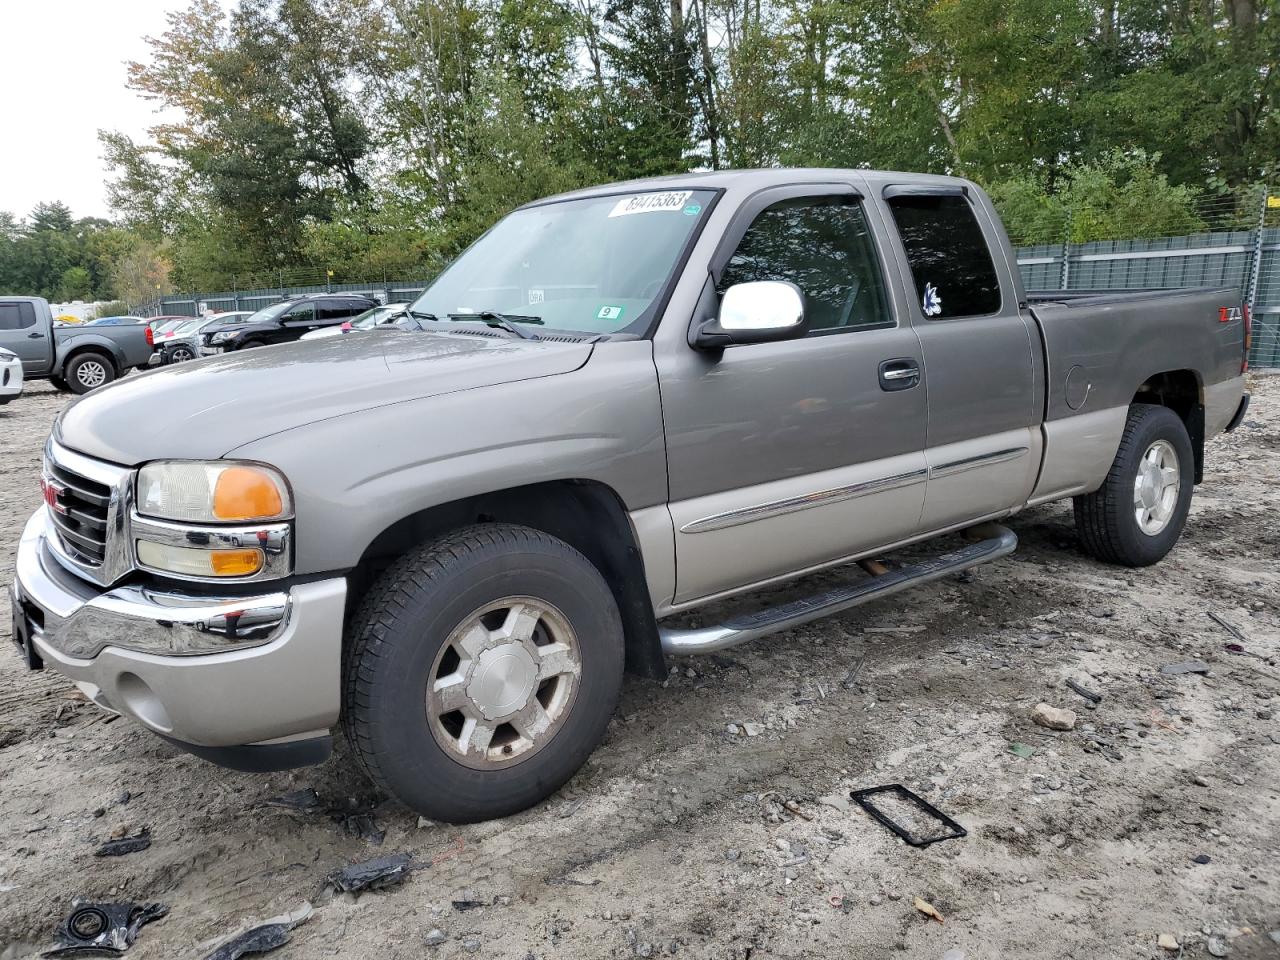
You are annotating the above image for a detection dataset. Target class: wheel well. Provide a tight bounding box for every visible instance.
[1133,369,1204,483]
[349,480,667,680]
[61,346,117,376]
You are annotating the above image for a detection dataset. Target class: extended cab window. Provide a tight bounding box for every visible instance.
[718,197,890,333]
[886,193,1001,319]
[0,303,36,330]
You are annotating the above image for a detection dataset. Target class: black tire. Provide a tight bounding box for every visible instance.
[64,352,117,394]
[1073,403,1194,566]
[48,374,73,392]
[236,339,266,351]
[169,345,196,363]
[343,523,625,822]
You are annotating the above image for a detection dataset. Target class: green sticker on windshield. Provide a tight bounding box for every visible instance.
[596,305,625,322]
[683,203,701,215]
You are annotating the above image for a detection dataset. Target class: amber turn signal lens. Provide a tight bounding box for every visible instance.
[213,466,285,521]
[209,549,265,576]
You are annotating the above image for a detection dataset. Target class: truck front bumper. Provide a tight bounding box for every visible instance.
[11,510,346,770]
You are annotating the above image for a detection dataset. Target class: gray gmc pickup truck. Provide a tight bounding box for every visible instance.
[0,297,154,393]
[10,170,1250,822]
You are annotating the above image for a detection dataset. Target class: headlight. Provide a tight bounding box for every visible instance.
[210,331,234,344]
[137,461,292,523]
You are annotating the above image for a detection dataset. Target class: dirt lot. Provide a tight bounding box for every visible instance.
[1,375,1277,960]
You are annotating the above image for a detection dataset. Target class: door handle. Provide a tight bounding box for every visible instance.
[878,358,920,391]
[28,332,43,338]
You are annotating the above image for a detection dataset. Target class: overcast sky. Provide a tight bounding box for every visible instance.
[0,0,196,221]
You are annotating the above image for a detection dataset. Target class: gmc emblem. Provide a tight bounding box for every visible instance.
[41,476,69,515]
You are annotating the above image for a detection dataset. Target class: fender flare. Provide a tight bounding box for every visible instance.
[53,334,127,377]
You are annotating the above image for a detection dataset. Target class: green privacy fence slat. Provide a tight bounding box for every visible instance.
[1018,224,1279,368]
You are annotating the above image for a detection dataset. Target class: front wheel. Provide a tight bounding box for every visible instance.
[64,353,116,394]
[169,345,196,363]
[343,523,625,822]
[1073,403,1194,566]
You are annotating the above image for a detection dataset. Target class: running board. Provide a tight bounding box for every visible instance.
[658,523,1018,655]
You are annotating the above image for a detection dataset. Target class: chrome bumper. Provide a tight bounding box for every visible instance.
[12,510,346,748]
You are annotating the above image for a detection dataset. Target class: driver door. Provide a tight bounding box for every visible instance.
[656,185,929,604]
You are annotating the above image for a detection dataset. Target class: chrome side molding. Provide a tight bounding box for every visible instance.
[659,523,1017,655]
[680,468,928,534]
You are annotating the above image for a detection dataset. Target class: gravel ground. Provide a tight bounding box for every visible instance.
[1,375,1278,960]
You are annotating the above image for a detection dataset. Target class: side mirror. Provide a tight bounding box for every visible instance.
[693,280,808,350]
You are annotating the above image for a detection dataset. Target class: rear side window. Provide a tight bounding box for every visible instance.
[886,194,1001,319]
[718,197,891,333]
[0,303,36,330]
[317,299,361,321]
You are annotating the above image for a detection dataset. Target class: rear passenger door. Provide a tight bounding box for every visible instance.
[659,186,929,604]
[316,299,363,327]
[0,301,51,373]
[880,186,1041,531]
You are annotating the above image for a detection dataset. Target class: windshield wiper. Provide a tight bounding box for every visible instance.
[448,311,543,340]
[402,309,440,331]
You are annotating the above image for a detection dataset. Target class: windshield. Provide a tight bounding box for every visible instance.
[351,305,404,329]
[173,320,202,336]
[408,189,715,336]
[241,302,295,325]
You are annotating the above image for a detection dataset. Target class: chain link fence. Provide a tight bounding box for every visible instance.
[138,188,1280,367]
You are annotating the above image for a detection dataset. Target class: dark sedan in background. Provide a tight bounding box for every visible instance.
[199,294,378,354]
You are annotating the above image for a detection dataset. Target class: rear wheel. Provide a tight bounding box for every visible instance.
[343,523,625,822]
[65,353,116,394]
[1073,404,1194,566]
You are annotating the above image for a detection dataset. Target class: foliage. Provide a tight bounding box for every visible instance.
[990,151,1207,244]
[93,301,133,320]
[49,0,1276,293]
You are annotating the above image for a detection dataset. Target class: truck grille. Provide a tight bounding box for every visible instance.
[46,460,111,565]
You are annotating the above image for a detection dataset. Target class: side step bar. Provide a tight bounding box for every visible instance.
[658,523,1018,655]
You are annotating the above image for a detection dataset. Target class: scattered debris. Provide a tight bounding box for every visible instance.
[1206,936,1229,957]
[263,789,322,814]
[1160,661,1212,676]
[782,799,814,821]
[1031,703,1077,731]
[424,929,448,947]
[1207,611,1248,643]
[850,784,966,847]
[912,897,944,924]
[1192,854,1211,865]
[326,852,424,895]
[742,722,765,737]
[1066,679,1102,703]
[451,900,485,912]
[430,837,465,866]
[1157,932,1180,951]
[46,901,167,956]
[94,828,151,858]
[202,902,312,960]
[1007,742,1036,759]
[336,812,386,846]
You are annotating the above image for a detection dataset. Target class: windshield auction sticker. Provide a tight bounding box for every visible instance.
[608,191,693,218]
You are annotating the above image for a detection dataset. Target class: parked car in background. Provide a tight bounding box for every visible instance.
[153,313,253,364]
[200,294,378,354]
[0,296,153,393]
[299,303,409,340]
[9,170,1249,824]
[0,347,22,404]
[87,315,146,326]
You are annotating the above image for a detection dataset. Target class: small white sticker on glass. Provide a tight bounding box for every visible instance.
[608,191,693,218]
[528,289,545,305]
[922,282,943,317]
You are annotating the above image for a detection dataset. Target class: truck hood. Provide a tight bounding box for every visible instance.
[58,331,593,465]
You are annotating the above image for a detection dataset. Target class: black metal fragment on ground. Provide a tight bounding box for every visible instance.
[262,788,323,813]
[451,900,485,911]
[94,829,151,857]
[44,901,168,956]
[326,852,425,895]
[202,922,291,960]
